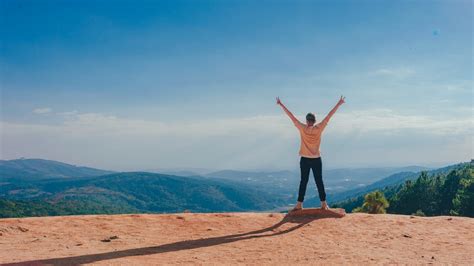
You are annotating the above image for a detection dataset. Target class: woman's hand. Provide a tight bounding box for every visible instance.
[338,95,346,106]
[276,96,282,106]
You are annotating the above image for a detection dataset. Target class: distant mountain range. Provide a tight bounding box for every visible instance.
[200,166,430,198]
[0,158,465,218]
[0,158,114,180]
[0,159,286,217]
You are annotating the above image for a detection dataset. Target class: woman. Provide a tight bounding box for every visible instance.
[277,95,345,211]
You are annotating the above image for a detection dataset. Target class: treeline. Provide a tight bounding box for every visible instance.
[333,164,473,217]
[0,198,138,218]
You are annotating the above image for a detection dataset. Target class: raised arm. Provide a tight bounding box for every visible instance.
[276,97,302,127]
[321,95,345,125]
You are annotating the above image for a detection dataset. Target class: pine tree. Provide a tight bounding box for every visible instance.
[353,190,389,214]
[451,167,474,217]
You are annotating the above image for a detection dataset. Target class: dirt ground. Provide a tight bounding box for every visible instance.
[1,212,473,265]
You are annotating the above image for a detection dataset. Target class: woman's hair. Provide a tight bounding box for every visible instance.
[306,113,316,122]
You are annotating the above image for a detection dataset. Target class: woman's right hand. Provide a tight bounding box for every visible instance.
[338,95,346,105]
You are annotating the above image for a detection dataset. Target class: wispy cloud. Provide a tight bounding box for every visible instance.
[32,107,52,114]
[1,109,472,170]
[332,109,473,135]
[369,67,415,79]
[57,110,78,116]
[11,109,474,138]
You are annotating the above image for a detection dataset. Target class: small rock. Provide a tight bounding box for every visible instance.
[17,226,29,232]
[402,234,412,238]
[410,216,415,218]
[76,243,83,246]
[176,216,185,220]
[101,235,119,242]
[447,218,453,221]
[432,256,435,259]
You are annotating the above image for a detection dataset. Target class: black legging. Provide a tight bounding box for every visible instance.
[297,156,326,202]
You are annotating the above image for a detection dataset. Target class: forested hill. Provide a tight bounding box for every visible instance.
[315,161,468,206]
[0,172,285,218]
[332,162,473,217]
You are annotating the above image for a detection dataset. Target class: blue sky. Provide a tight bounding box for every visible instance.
[1,0,472,171]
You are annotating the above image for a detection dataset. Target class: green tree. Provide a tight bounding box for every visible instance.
[412,209,426,216]
[439,170,463,214]
[353,190,389,214]
[389,166,473,217]
[451,167,474,217]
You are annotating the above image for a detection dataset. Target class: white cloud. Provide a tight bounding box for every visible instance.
[17,109,473,139]
[369,67,415,79]
[1,109,472,170]
[331,109,473,136]
[32,107,52,114]
[57,110,78,116]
